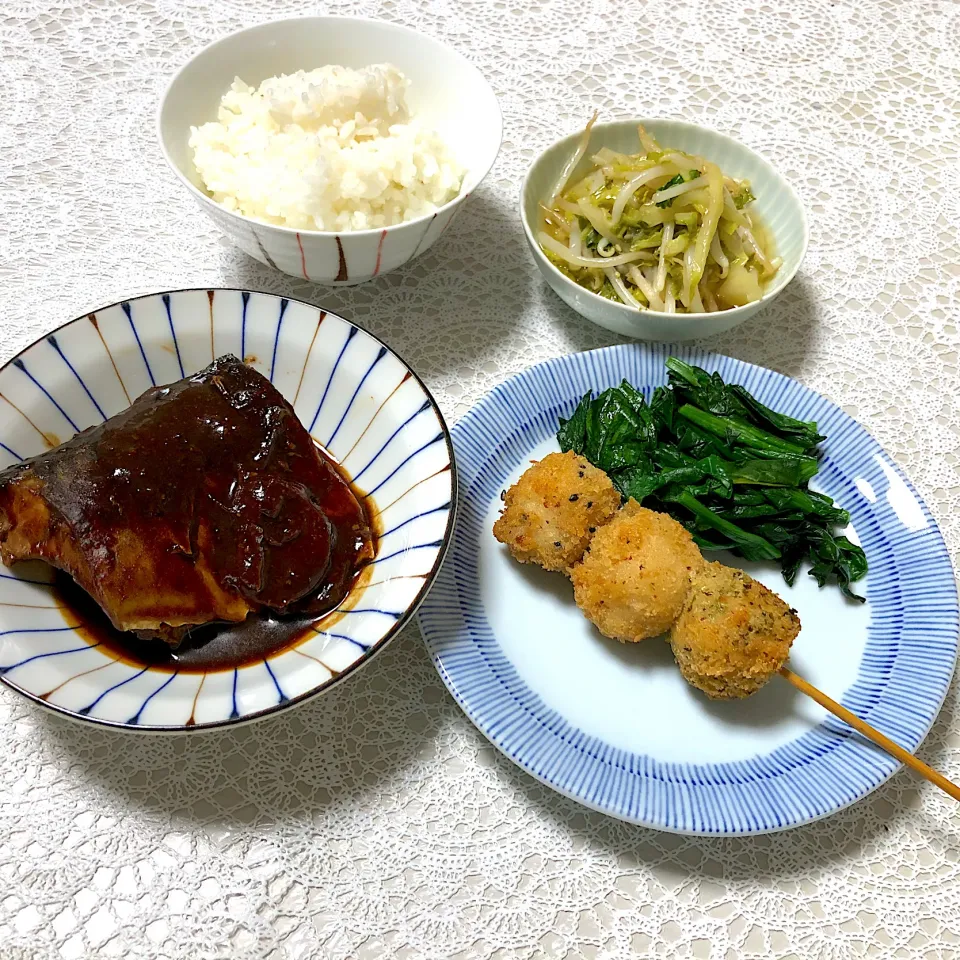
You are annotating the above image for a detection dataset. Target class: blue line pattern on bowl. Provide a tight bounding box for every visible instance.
[0,290,454,731]
[418,343,959,835]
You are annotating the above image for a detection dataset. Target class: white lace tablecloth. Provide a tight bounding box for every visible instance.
[2,1,960,957]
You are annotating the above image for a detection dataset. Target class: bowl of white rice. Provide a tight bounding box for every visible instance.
[158,17,502,285]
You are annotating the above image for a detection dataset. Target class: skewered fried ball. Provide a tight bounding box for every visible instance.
[493,451,620,573]
[570,499,703,642]
[494,457,802,700]
[668,561,800,699]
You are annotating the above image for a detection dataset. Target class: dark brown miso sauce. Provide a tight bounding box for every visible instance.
[53,569,370,673]
[53,455,380,675]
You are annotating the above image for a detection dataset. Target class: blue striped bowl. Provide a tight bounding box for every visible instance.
[0,290,454,731]
[418,344,959,835]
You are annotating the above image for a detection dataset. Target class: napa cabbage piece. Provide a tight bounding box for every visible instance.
[538,119,783,315]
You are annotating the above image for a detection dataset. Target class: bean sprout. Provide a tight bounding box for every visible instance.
[538,117,780,314]
[538,231,655,269]
[547,111,598,207]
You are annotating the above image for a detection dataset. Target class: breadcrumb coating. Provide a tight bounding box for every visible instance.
[493,451,620,573]
[570,500,703,642]
[669,561,800,699]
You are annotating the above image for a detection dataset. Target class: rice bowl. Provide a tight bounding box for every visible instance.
[157,16,502,284]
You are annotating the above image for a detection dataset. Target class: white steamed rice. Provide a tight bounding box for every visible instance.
[189,64,465,232]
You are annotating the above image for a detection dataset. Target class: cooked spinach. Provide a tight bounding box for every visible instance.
[556,357,867,601]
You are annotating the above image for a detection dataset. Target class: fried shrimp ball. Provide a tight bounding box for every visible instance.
[669,561,800,700]
[493,451,621,573]
[570,499,703,642]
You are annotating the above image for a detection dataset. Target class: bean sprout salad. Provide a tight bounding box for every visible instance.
[538,117,782,314]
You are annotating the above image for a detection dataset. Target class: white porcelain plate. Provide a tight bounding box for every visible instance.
[418,344,959,835]
[0,290,454,731]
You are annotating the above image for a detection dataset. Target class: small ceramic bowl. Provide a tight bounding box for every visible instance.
[520,120,809,341]
[158,17,502,285]
[0,290,455,731]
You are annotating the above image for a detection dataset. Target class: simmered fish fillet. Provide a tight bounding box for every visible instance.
[0,356,373,645]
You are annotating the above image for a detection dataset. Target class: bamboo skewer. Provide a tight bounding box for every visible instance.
[779,666,960,803]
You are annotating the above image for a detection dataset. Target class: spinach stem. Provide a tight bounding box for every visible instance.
[677,404,808,456]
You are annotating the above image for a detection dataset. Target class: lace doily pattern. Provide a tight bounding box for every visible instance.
[1,0,958,957]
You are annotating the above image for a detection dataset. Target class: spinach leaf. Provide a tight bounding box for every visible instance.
[667,357,824,451]
[666,356,750,418]
[649,385,676,432]
[553,358,868,600]
[585,388,650,472]
[728,385,824,450]
[615,458,662,503]
[557,393,591,454]
[730,457,818,486]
